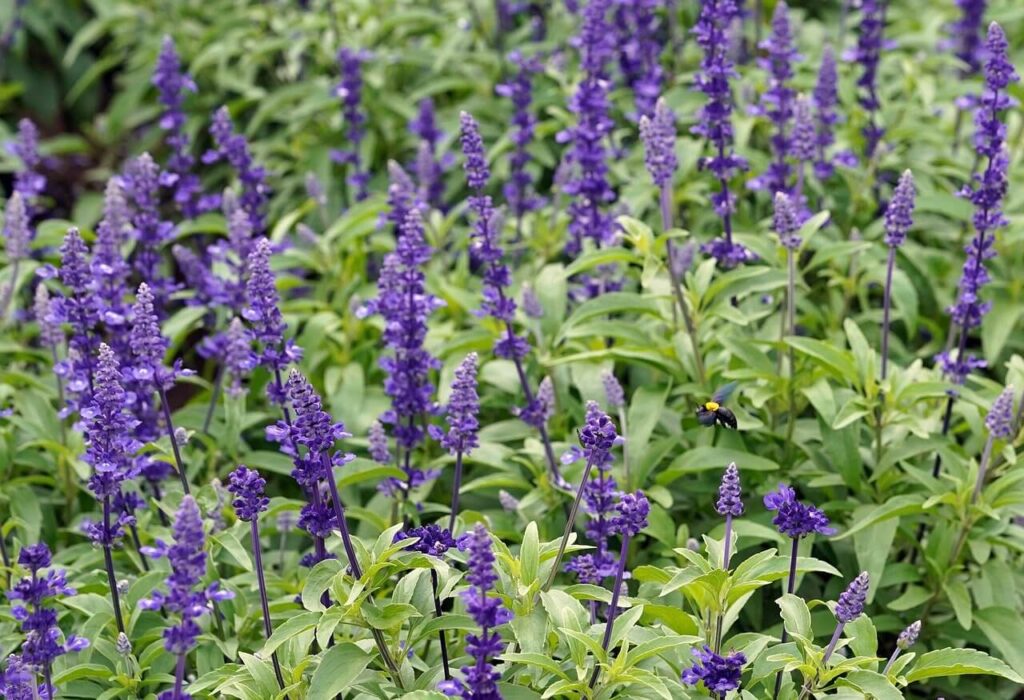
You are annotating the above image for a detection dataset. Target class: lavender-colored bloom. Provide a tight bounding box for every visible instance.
[331,48,371,201]
[54,227,100,414]
[682,647,746,694]
[223,317,256,397]
[639,98,678,187]
[497,51,544,226]
[3,192,30,261]
[82,345,141,504]
[567,401,620,582]
[438,524,512,699]
[498,490,520,512]
[611,491,649,537]
[153,36,205,217]
[410,97,443,147]
[7,543,86,691]
[560,0,617,258]
[849,0,886,158]
[123,153,176,303]
[716,462,744,517]
[34,286,62,349]
[1,654,35,699]
[537,376,555,422]
[173,244,221,307]
[580,400,618,463]
[228,465,269,521]
[750,1,800,195]
[130,283,181,390]
[280,369,352,457]
[92,178,133,326]
[521,286,543,319]
[693,0,752,267]
[204,107,269,235]
[398,523,455,557]
[383,160,423,232]
[244,238,301,402]
[614,0,663,119]
[948,0,987,76]
[9,119,45,210]
[764,483,836,538]
[790,95,817,176]
[897,620,921,650]
[409,98,448,209]
[773,191,800,250]
[368,420,391,464]
[442,353,480,455]
[602,371,625,409]
[812,46,842,180]
[835,571,869,623]
[884,170,916,247]
[141,495,232,700]
[986,385,1015,438]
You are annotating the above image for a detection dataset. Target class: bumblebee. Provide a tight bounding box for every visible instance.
[696,383,738,429]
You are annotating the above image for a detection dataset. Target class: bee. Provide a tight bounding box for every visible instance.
[696,382,738,429]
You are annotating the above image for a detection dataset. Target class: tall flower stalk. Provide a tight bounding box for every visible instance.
[849,0,886,159]
[1,192,30,320]
[153,36,206,217]
[204,107,269,235]
[459,111,563,485]
[443,352,480,532]
[798,572,869,699]
[693,0,752,267]
[331,48,371,203]
[714,462,743,651]
[750,1,799,196]
[774,192,800,444]
[880,170,915,380]
[496,51,543,241]
[228,466,286,690]
[947,0,987,152]
[397,523,456,679]
[883,620,920,674]
[589,491,649,689]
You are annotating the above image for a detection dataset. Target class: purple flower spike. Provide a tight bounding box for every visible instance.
[205,107,269,235]
[692,0,751,268]
[602,371,625,409]
[812,46,842,180]
[751,0,800,195]
[368,420,391,464]
[123,153,176,304]
[439,524,511,699]
[409,98,447,210]
[223,317,256,397]
[850,0,886,158]
[986,385,1015,438]
[331,48,371,201]
[682,646,746,694]
[639,98,678,188]
[3,192,30,261]
[898,620,921,649]
[228,465,269,521]
[884,170,916,247]
[764,483,836,538]
[497,51,544,229]
[716,462,744,517]
[835,571,869,623]
[10,118,46,211]
[2,654,36,699]
[398,523,456,557]
[579,400,618,463]
[244,238,301,403]
[442,353,480,456]
[153,36,205,217]
[130,283,173,390]
[92,178,133,326]
[34,286,62,350]
[773,192,800,250]
[790,95,817,192]
[614,0,664,119]
[948,0,987,77]
[83,344,141,502]
[612,491,649,537]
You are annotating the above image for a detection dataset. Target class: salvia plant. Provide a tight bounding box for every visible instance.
[0,1,1022,699]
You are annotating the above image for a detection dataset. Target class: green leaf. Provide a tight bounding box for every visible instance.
[943,580,972,630]
[974,607,1024,681]
[210,530,253,572]
[835,496,924,540]
[520,521,539,586]
[776,594,811,640]
[842,670,903,700]
[558,292,662,342]
[307,643,373,700]
[260,612,320,655]
[905,648,1024,684]
[657,447,778,484]
[786,337,857,383]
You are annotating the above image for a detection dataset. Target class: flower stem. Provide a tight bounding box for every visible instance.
[430,568,452,680]
[797,623,845,700]
[102,496,126,635]
[660,185,706,386]
[589,534,631,689]
[0,529,10,589]
[972,434,995,504]
[158,387,189,494]
[772,538,800,700]
[882,647,901,675]
[880,246,896,380]
[448,449,464,533]
[251,520,286,690]
[201,363,224,434]
[173,652,186,698]
[543,456,596,592]
[713,514,734,654]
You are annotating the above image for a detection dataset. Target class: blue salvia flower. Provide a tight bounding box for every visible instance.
[91,178,133,328]
[362,208,442,496]
[819,571,870,668]
[204,107,269,235]
[368,419,391,464]
[614,0,663,119]
[153,36,205,217]
[601,371,625,410]
[764,483,836,538]
[938,23,1017,385]
[884,619,921,673]
[397,523,456,557]
[9,118,45,212]
[82,344,141,507]
[7,543,87,697]
[331,48,372,202]
[693,0,752,268]
[442,352,480,456]
[438,524,512,699]
[54,227,100,417]
[716,462,744,517]
[948,0,987,77]
[639,98,678,189]
[985,385,1015,439]
[750,1,800,195]
[497,51,543,235]
[223,317,256,397]
[244,238,302,405]
[173,244,222,308]
[3,191,30,262]
[848,0,886,158]
[773,191,800,250]
[409,98,449,210]
[141,496,233,700]
[1,654,36,699]
[881,170,915,380]
[811,46,857,180]
[34,285,62,352]
[682,647,747,694]
[560,0,617,258]
[130,283,188,391]
[384,161,424,232]
[123,153,176,304]
[790,95,817,202]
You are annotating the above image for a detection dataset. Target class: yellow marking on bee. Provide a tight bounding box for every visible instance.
[705,401,720,411]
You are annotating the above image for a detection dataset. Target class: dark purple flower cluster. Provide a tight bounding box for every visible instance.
[567,401,620,583]
[53,227,101,417]
[986,385,1015,439]
[848,0,887,158]
[811,46,855,180]
[204,107,269,234]
[141,496,233,662]
[331,48,371,202]
[639,98,678,189]
[82,345,141,506]
[9,118,45,213]
[439,524,512,699]
[716,462,744,517]
[682,646,746,694]
[398,523,456,557]
[228,465,270,522]
[884,170,916,247]
[614,0,663,119]
[835,571,869,623]
[222,317,256,397]
[497,51,544,228]
[33,286,62,351]
[409,98,449,209]
[7,543,87,688]
[1,654,35,699]
[948,0,987,77]
[692,0,752,268]
[123,153,176,303]
[153,36,206,217]
[763,483,836,539]
[130,282,190,391]
[441,353,480,455]
[560,0,617,259]
[244,238,302,403]
[579,399,618,464]
[92,178,133,328]
[749,1,800,195]
[611,491,649,537]
[773,192,800,250]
